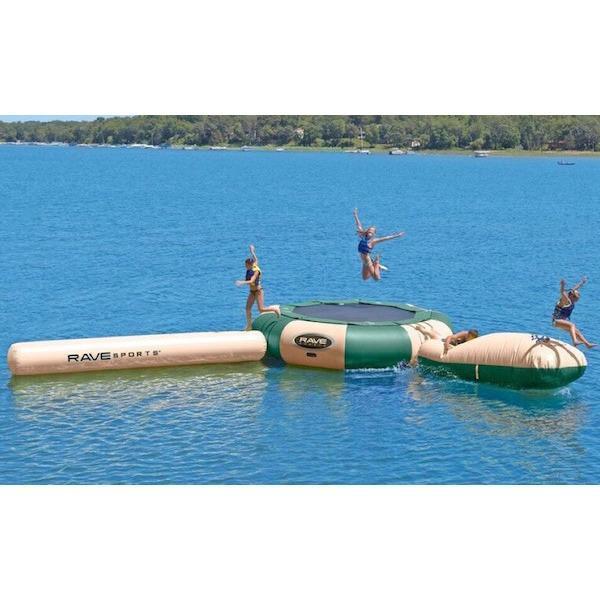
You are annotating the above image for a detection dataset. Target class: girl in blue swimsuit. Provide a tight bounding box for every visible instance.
[353,208,405,281]
[552,277,595,348]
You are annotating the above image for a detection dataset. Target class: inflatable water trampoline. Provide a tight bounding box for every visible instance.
[6,298,588,389]
[252,300,452,369]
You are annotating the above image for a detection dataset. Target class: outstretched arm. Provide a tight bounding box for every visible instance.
[371,231,405,246]
[249,244,258,263]
[353,208,365,234]
[559,278,570,303]
[572,276,588,291]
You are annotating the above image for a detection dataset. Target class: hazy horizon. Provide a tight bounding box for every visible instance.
[0,116,110,123]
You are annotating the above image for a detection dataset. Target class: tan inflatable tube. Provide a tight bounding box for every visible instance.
[417,332,587,388]
[8,331,267,376]
[401,319,454,362]
[418,333,587,369]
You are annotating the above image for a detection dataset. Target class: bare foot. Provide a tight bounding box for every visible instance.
[373,254,388,270]
[585,343,597,349]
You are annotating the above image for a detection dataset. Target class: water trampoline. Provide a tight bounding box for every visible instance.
[252,300,452,369]
[7,298,588,388]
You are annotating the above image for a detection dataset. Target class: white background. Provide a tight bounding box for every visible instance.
[2,1,600,598]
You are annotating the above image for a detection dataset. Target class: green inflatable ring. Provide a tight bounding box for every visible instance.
[252,299,452,370]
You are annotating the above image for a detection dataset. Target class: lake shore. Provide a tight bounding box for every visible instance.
[2,139,600,157]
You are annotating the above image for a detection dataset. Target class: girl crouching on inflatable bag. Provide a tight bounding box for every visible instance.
[236,244,281,330]
[552,277,596,349]
[415,324,479,354]
[353,208,405,281]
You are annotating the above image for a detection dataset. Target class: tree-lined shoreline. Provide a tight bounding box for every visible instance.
[2,115,600,152]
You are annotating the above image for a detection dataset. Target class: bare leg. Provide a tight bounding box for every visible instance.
[245,292,256,330]
[361,255,373,280]
[553,320,579,345]
[573,325,596,348]
[414,323,442,340]
[255,289,281,317]
[553,319,595,348]
[372,255,382,281]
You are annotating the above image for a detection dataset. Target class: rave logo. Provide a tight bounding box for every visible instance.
[67,349,161,362]
[294,334,333,349]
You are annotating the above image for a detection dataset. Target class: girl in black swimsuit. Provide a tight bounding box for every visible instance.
[552,277,595,348]
[236,244,281,331]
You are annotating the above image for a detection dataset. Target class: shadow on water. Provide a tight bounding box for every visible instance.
[405,371,585,440]
[8,361,269,415]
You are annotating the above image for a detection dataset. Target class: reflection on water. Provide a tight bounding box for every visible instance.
[270,364,349,420]
[10,361,268,416]
[405,373,585,441]
[273,364,346,400]
[10,360,585,444]
[3,359,595,483]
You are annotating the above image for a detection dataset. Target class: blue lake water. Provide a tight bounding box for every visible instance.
[1,145,599,483]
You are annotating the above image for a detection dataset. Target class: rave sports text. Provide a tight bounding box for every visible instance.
[67,350,162,362]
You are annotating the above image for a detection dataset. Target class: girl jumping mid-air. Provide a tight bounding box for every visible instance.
[552,276,595,349]
[353,208,405,281]
[236,244,280,330]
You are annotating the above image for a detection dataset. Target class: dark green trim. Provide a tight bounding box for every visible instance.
[419,357,586,389]
[345,324,413,369]
[427,309,453,329]
[252,313,294,360]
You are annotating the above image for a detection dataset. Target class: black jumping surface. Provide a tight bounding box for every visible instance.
[292,302,416,323]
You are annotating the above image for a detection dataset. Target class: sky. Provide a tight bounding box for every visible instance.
[0,116,107,122]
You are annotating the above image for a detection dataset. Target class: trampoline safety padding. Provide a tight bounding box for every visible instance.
[252,299,452,370]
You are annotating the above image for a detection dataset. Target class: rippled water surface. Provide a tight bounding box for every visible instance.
[1,145,599,483]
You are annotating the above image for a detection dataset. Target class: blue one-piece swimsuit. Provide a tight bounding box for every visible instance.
[552,300,574,322]
[358,235,371,255]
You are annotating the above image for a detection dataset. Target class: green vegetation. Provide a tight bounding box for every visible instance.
[2,115,600,152]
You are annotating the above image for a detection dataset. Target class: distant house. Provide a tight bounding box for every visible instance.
[410,139,421,148]
[295,128,304,139]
